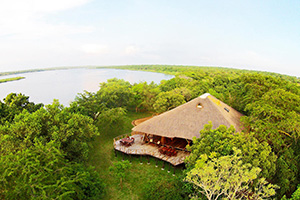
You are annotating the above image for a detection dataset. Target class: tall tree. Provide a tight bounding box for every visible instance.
[0,141,104,200]
[131,81,159,112]
[109,160,131,189]
[243,89,300,151]
[185,148,278,200]
[153,90,186,113]
[185,124,277,180]
[0,100,99,162]
[96,78,134,109]
[0,93,43,124]
[70,90,106,121]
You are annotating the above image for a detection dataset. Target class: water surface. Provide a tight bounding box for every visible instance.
[0,68,173,105]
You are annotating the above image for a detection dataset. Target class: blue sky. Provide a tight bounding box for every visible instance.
[0,0,299,77]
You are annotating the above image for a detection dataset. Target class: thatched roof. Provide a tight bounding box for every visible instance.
[132,93,244,140]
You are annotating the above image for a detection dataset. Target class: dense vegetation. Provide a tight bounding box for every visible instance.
[0,65,299,199]
[0,94,105,199]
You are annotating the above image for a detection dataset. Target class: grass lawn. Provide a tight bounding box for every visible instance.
[88,111,185,200]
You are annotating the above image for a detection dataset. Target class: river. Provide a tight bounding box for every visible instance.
[0,68,173,106]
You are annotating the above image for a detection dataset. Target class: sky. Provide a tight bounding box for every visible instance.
[0,0,299,77]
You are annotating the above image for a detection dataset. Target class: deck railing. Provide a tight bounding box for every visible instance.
[113,133,190,153]
[113,133,133,147]
[113,133,190,166]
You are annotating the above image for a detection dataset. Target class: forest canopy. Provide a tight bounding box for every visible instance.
[0,65,299,199]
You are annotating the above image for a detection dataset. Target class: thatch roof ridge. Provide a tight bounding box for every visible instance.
[132,93,243,140]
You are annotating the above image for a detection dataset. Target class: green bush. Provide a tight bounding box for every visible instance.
[141,175,189,200]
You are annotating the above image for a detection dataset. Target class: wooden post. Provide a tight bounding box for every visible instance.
[147,155,150,165]
[122,153,124,161]
[161,161,165,170]
[168,163,171,173]
[161,136,166,145]
[140,155,143,164]
[130,154,132,163]
[173,166,176,176]
[114,149,117,157]
[155,158,158,167]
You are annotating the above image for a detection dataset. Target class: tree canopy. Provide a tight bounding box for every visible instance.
[185,148,278,200]
[1,65,300,199]
[0,96,104,199]
[186,123,277,180]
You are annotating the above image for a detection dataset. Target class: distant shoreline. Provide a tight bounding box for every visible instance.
[0,66,85,77]
[0,65,298,82]
[0,76,25,84]
[0,66,122,77]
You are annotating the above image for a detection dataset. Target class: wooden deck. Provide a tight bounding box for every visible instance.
[113,134,190,166]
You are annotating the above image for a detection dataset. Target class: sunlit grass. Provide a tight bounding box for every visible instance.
[88,111,183,199]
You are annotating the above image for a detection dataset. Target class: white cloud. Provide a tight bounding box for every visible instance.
[0,0,90,14]
[0,0,92,39]
[125,45,140,55]
[0,0,94,71]
[81,44,109,54]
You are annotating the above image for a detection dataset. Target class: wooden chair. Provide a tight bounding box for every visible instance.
[166,148,172,156]
[171,149,177,156]
[159,146,167,154]
[159,147,164,154]
[130,137,135,143]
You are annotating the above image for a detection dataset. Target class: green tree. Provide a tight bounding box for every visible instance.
[96,78,134,109]
[238,73,285,112]
[159,77,196,92]
[241,88,300,196]
[243,89,300,152]
[109,160,131,189]
[185,123,277,180]
[282,185,300,200]
[0,100,99,162]
[95,107,126,132]
[172,87,193,102]
[0,141,105,200]
[70,90,106,121]
[70,90,127,134]
[141,175,189,200]
[0,93,43,124]
[275,149,299,197]
[185,148,278,200]
[131,81,159,112]
[153,90,186,113]
[0,101,9,124]
[3,93,43,113]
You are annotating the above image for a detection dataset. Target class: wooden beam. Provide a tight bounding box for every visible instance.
[161,136,166,145]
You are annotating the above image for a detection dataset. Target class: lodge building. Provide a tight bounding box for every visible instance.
[113,93,243,166]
